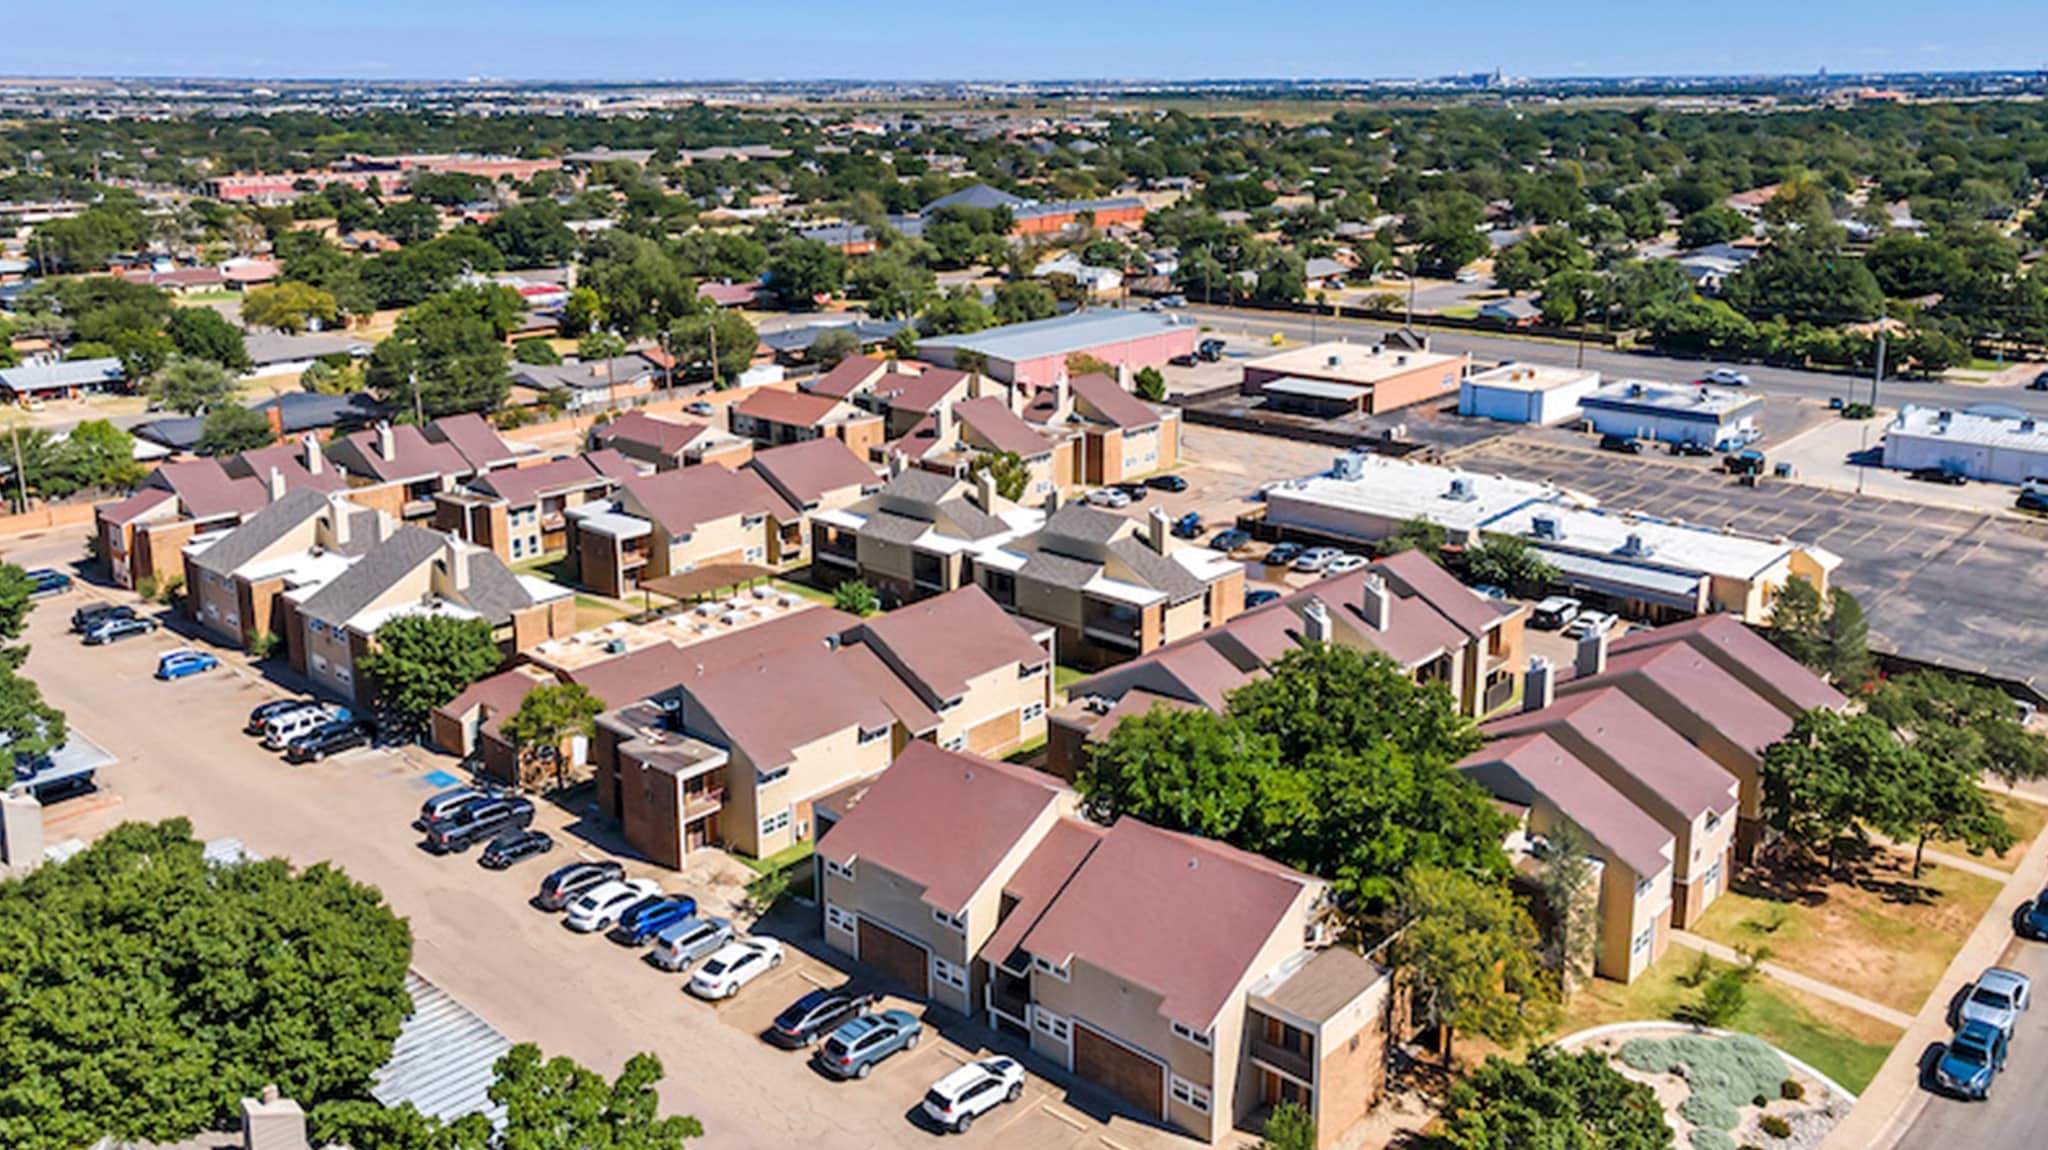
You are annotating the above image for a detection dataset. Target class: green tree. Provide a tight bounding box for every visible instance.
[1532,820,1601,992]
[150,354,236,415]
[830,580,880,616]
[852,254,939,320]
[512,337,561,366]
[921,287,995,336]
[1764,578,1871,686]
[581,233,694,341]
[767,238,847,305]
[366,286,520,417]
[577,330,628,364]
[807,328,860,367]
[0,819,413,1150]
[1868,672,2048,788]
[1378,515,1448,561]
[481,200,577,267]
[1133,365,1166,402]
[1462,535,1557,595]
[1391,866,1557,1065]
[1436,1046,1673,1150]
[968,450,1030,502]
[1256,1102,1316,1150]
[992,280,1059,325]
[196,405,276,456]
[1493,230,1590,293]
[358,614,504,737]
[488,1045,702,1150]
[672,309,759,385]
[241,281,341,334]
[166,307,253,372]
[558,287,603,339]
[1762,709,1891,873]
[0,562,38,640]
[1678,206,1752,249]
[501,682,607,789]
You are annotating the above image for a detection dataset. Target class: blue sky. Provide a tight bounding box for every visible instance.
[4,1,2046,81]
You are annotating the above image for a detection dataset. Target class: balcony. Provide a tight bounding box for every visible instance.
[1483,673,1516,714]
[683,785,725,820]
[1247,1033,1315,1086]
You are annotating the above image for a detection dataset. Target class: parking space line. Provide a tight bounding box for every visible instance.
[1100,1138,1138,1150]
[1041,1105,1090,1132]
[796,968,832,988]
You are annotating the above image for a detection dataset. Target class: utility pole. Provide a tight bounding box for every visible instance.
[708,316,722,389]
[10,422,28,515]
[1858,311,1888,496]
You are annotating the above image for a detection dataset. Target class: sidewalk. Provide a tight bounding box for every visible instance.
[1817,812,2048,1150]
[1670,930,1916,1029]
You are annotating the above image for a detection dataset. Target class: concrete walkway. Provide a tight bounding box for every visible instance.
[1867,833,2018,883]
[1817,808,2048,1150]
[1669,930,1917,1029]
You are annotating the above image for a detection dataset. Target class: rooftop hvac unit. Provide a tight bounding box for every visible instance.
[1531,515,1561,541]
[1627,382,1645,397]
[604,638,627,655]
[1446,476,1477,502]
[1326,354,1342,368]
[1332,454,1366,481]
[1618,532,1653,558]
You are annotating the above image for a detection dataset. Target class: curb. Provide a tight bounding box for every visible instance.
[1554,1020,1860,1103]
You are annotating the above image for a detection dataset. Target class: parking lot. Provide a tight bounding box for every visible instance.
[0,529,1216,1150]
[1459,438,2048,696]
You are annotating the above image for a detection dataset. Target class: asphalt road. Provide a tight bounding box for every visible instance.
[1899,927,2048,1149]
[1177,303,2048,417]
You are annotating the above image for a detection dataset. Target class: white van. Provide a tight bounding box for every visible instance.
[263,704,347,750]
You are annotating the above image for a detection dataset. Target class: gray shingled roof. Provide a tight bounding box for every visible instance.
[297,527,449,625]
[881,469,957,504]
[862,509,934,544]
[1107,537,1208,603]
[1019,549,1101,591]
[1041,503,1126,547]
[186,488,331,577]
[449,550,541,625]
[937,497,1007,540]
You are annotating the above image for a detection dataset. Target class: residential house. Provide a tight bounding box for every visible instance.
[325,421,478,522]
[565,465,800,597]
[817,747,1384,1147]
[0,357,125,401]
[433,450,643,564]
[512,353,664,410]
[852,585,1055,757]
[893,396,1077,503]
[1478,297,1541,327]
[183,488,382,650]
[591,410,753,471]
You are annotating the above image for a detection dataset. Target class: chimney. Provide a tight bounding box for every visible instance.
[266,467,287,502]
[1575,628,1609,679]
[1116,361,1133,390]
[240,1085,310,1150]
[1361,572,1390,631]
[302,434,322,473]
[1302,597,1333,644]
[442,537,472,591]
[932,402,953,442]
[1146,505,1170,554]
[1053,372,1071,416]
[265,404,284,438]
[327,498,351,547]
[376,421,397,462]
[1523,655,1555,713]
[975,465,997,511]
[1044,487,1061,513]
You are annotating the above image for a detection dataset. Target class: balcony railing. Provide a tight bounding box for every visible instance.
[1483,675,1516,714]
[683,786,725,819]
[1247,1034,1315,1086]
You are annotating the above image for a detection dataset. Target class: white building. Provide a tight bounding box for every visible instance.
[1579,380,1762,449]
[1881,404,2048,485]
[1459,363,1601,425]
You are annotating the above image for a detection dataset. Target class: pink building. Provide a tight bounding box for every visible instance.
[916,310,1198,388]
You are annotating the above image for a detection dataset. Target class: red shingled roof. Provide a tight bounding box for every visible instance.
[734,388,844,428]
[1069,373,1160,429]
[621,465,796,536]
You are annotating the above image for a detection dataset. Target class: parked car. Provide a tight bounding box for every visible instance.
[1935,1019,2008,1099]
[1112,482,1149,503]
[1672,440,1714,457]
[1292,546,1341,573]
[689,937,785,999]
[1564,611,1616,640]
[1701,368,1751,386]
[248,698,320,735]
[1171,512,1203,539]
[686,401,716,416]
[564,877,663,933]
[26,568,71,597]
[1469,583,1508,601]
[610,894,699,946]
[922,1057,1026,1134]
[423,795,535,855]
[283,719,373,763]
[1911,466,1968,486]
[1196,338,1226,362]
[1959,968,2032,1036]
[154,649,219,680]
[1085,487,1130,509]
[83,616,156,645]
[1530,596,1582,630]
[1145,474,1188,492]
[2017,891,2048,940]
[2030,371,2048,391]
[766,987,873,1049]
[417,786,492,831]
[1263,542,1304,566]
[1210,528,1251,552]
[647,915,734,972]
[1244,588,1282,608]
[2021,490,2048,515]
[478,828,554,870]
[1724,449,1767,476]
[1158,294,1186,308]
[535,859,626,911]
[1325,553,1369,575]
[262,704,348,750]
[1598,433,1643,455]
[816,1010,923,1079]
[71,603,136,633]
[1168,353,1198,367]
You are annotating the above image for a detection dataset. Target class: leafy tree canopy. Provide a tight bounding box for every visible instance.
[197,405,278,457]
[150,353,236,415]
[358,614,504,734]
[166,306,253,372]
[1392,866,1558,1064]
[1436,1046,1674,1150]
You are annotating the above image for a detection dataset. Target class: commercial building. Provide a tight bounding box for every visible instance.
[1578,380,1762,449]
[1458,363,1601,425]
[815,744,1385,1147]
[0,357,125,401]
[1881,404,2048,485]
[1240,341,1468,416]
[917,311,1199,389]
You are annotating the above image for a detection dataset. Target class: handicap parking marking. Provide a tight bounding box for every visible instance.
[423,769,461,788]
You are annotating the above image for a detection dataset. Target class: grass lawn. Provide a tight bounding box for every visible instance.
[1054,663,1092,699]
[572,594,633,631]
[744,839,814,875]
[770,577,837,607]
[1439,304,1481,320]
[1552,949,1900,1093]
[1691,849,2003,1014]
[1931,790,2048,871]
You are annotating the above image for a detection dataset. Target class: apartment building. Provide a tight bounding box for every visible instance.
[741,439,883,565]
[728,387,886,460]
[1049,551,1523,778]
[816,745,1386,1147]
[432,450,643,564]
[590,410,754,472]
[325,421,478,522]
[183,488,384,649]
[1030,372,1182,486]
[891,396,1078,503]
[852,585,1055,757]
[97,440,347,590]
[565,465,801,597]
[810,469,1044,605]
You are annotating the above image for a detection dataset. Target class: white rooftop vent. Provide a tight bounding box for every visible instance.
[1331,454,1366,481]
[1446,476,1477,502]
[1617,532,1653,558]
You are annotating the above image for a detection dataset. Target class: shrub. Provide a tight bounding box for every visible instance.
[1675,967,1750,1027]
[135,574,160,601]
[1678,949,1717,988]
[1759,1115,1792,1139]
[1841,402,1876,420]
[1780,1078,1805,1101]
[1622,1034,1787,1150]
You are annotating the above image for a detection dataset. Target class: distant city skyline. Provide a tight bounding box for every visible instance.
[5,0,2048,84]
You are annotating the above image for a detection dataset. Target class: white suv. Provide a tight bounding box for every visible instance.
[922,1057,1026,1134]
[563,878,661,933]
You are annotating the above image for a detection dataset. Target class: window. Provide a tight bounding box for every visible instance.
[308,619,325,636]
[1019,662,1047,679]
[1702,858,1724,894]
[335,666,352,684]
[931,955,968,993]
[757,765,790,786]
[1032,955,1070,982]
[857,726,889,745]
[1032,1007,1071,1043]
[760,809,790,837]
[1705,810,1724,833]
[823,856,855,882]
[1636,876,1654,899]
[743,545,765,564]
[742,514,766,529]
[938,697,962,713]
[825,903,856,934]
[1169,1075,1211,1113]
[943,734,966,752]
[1171,1020,1213,1050]
[511,537,525,559]
[1021,702,1045,723]
[1632,926,1653,955]
[932,907,967,933]
[311,654,328,673]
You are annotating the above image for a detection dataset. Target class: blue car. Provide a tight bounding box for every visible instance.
[1171,512,1203,539]
[608,894,698,946]
[1469,584,1508,601]
[155,650,220,680]
[1245,589,1282,608]
[25,568,72,597]
[2019,892,2048,940]
[1935,1019,2007,1099]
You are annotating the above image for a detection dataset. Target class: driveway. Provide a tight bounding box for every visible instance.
[0,531,1212,1150]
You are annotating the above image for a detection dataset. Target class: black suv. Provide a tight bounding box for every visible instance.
[424,796,535,854]
[284,720,373,763]
[70,603,136,633]
[766,987,874,1049]
[1598,433,1643,454]
[535,860,626,911]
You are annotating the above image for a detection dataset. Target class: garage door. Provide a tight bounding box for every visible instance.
[1073,1023,1164,1119]
[857,917,929,997]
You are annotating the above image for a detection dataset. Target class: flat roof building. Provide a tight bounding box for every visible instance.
[1578,380,1763,448]
[1459,363,1601,425]
[1881,403,2048,485]
[1240,341,1469,416]
[917,310,1198,388]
